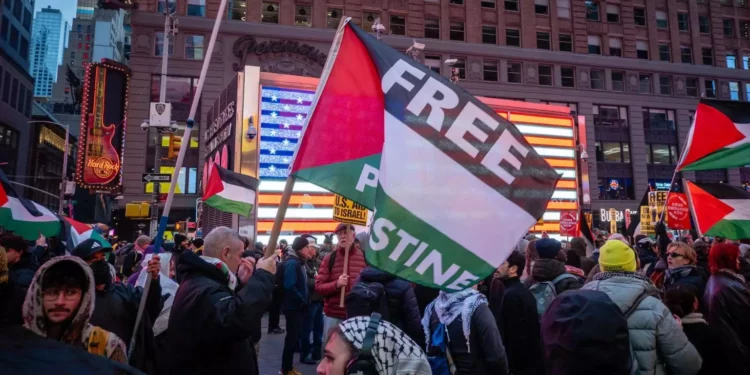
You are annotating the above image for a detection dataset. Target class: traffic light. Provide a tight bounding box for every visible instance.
[167,134,182,159]
[175,221,182,231]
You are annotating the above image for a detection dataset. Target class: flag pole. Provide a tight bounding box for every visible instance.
[266,17,350,257]
[660,99,700,223]
[129,0,228,357]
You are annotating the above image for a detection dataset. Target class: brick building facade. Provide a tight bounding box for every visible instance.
[124,0,750,235]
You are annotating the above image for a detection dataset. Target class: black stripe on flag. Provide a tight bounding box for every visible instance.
[690,181,750,200]
[626,187,651,236]
[214,164,260,191]
[701,98,750,124]
[0,170,45,217]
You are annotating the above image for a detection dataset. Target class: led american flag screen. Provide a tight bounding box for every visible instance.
[258,86,339,244]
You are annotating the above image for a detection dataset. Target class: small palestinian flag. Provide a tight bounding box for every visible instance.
[203,163,259,217]
[0,170,59,240]
[677,99,750,171]
[685,180,750,240]
[290,19,560,291]
[63,217,108,252]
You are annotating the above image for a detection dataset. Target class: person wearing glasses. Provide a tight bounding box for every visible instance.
[662,242,708,300]
[21,256,127,362]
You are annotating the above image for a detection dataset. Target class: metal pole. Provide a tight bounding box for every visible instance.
[149,136,161,238]
[150,7,172,238]
[59,125,69,215]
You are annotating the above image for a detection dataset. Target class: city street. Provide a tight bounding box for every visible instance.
[258,315,318,375]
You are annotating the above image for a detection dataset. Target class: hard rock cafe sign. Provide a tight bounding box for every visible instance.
[232,36,327,72]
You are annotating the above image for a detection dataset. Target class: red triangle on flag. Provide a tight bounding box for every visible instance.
[686,181,735,234]
[202,163,224,201]
[679,102,746,169]
[65,217,93,235]
[0,182,7,207]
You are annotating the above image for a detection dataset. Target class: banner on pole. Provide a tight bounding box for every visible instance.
[333,195,368,226]
[648,191,669,225]
[640,206,654,234]
[559,211,577,237]
[666,193,691,230]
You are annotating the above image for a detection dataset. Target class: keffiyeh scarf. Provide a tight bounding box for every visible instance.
[340,316,431,375]
[421,289,487,352]
[200,256,238,291]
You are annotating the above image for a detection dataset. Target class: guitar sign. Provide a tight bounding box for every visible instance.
[83,65,121,184]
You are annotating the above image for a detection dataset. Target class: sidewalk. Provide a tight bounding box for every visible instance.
[258,314,318,375]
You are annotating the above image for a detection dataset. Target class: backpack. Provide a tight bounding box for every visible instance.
[529,273,579,317]
[114,245,137,278]
[425,312,456,375]
[345,281,391,321]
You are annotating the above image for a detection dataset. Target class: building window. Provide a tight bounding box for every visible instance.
[482,25,497,44]
[481,0,496,8]
[154,32,174,57]
[425,18,439,39]
[505,0,518,12]
[262,2,279,24]
[593,105,628,127]
[71,51,75,59]
[535,0,549,15]
[424,55,441,74]
[507,62,522,83]
[588,35,601,54]
[586,1,600,21]
[704,79,716,98]
[685,78,699,97]
[612,71,625,91]
[537,32,551,50]
[9,78,17,109]
[449,0,464,4]
[561,67,575,87]
[185,35,204,59]
[639,74,652,93]
[659,76,672,95]
[699,16,710,34]
[636,40,648,59]
[557,0,571,18]
[727,51,737,68]
[158,0,177,14]
[187,0,205,16]
[591,69,604,90]
[647,144,677,164]
[20,37,27,60]
[390,15,406,35]
[674,13,689,32]
[595,141,631,163]
[742,21,750,38]
[609,37,622,56]
[506,28,520,46]
[454,59,466,79]
[634,7,646,26]
[295,5,312,27]
[1,72,10,103]
[450,22,465,41]
[559,34,572,52]
[9,26,18,50]
[745,55,750,69]
[12,0,20,19]
[327,8,342,29]
[597,177,634,200]
[702,48,713,65]
[483,61,498,81]
[724,19,735,36]
[363,11,380,31]
[659,44,671,62]
[730,81,741,100]
[681,46,692,64]
[539,65,553,86]
[606,4,619,23]
[655,11,668,29]
[746,83,750,102]
[82,52,88,59]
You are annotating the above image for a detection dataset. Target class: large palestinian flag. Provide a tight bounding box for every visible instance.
[0,171,59,240]
[685,180,750,240]
[62,217,109,252]
[203,163,259,217]
[677,99,750,171]
[290,19,560,291]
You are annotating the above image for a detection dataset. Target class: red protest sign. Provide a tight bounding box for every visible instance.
[667,193,691,230]
[560,211,578,237]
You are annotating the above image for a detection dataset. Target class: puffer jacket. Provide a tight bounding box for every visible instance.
[529,258,582,294]
[356,266,424,346]
[314,245,366,319]
[583,272,701,375]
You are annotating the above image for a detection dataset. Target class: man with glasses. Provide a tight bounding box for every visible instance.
[315,224,366,348]
[22,256,127,362]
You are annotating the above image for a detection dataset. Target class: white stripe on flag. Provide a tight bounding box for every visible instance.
[723,199,750,220]
[217,181,257,202]
[380,112,536,267]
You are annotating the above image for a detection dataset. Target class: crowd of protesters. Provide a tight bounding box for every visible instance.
[2,220,750,375]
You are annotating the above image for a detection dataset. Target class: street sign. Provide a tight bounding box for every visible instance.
[142,173,171,183]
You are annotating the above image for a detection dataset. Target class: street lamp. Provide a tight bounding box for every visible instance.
[28,120,70,216]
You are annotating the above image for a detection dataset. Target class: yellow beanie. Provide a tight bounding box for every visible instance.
[599,239,637,272]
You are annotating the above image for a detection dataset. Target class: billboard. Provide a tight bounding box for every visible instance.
[75,60,130,191]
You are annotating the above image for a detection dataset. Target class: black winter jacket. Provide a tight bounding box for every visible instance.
[9,252,38,289]
[166,251,274,375]
[663,265,707,298]
[702,270,750,374]
[496,277,544,375]
[530,259,582,294]
[89,279,163,347]
[680,313,722,375]
[427,303,509,375]
[357,267,425,346]
[281,250,308,311]
[0,282,25,328]
[305,255,322,302]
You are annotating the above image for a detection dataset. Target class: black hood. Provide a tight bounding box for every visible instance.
[176,251,229,285]
[359,266,396,283]
[11,251,38,272]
